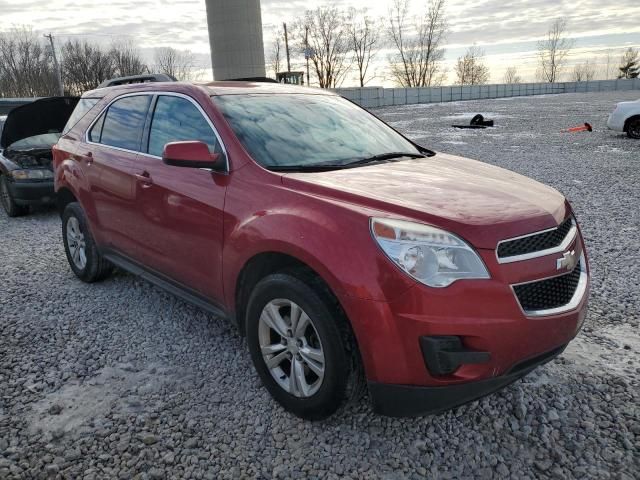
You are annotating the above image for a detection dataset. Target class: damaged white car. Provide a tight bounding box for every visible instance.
[607,98,640,139]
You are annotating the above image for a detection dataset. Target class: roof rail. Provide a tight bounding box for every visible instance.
[98,73,177,88]
[227,77,279,83]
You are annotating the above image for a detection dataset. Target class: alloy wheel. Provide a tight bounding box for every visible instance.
[66,216,87,270]
[258,299,325,398]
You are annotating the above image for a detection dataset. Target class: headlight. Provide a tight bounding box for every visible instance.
[11,169,54,180]
[371,218,490,288]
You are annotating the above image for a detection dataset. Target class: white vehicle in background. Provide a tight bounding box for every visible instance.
[607,99,640,139]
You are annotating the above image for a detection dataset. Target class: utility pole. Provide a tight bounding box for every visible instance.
[304,26,311,86]
[283,22,291,72]
[44,33,64,96]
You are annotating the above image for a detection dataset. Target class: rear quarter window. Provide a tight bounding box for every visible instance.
[62,98,100,135]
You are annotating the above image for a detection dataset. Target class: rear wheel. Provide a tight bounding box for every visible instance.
[245,271,364,420]
[627,118,640,139]
[62,202,113,282]
[0,175,28,217]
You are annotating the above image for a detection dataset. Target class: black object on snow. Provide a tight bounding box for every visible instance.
[453,113,495,129]
[470,114,494,127]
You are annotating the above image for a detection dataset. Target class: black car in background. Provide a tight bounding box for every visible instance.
[0,97,79,217]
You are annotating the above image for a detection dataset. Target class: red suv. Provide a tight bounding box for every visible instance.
[53,81,589,419]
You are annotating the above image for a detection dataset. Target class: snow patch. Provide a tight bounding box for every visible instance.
[563,325,639,376]
[29,363,186,437]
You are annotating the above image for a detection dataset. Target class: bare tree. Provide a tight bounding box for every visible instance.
[61,40,116,95]
[503,66,521,84]
[387,0,447,87]
[347,8,380,87]
[300,7,351,88]
[537,18,574,83]
[0,27,59,97]
[154,47,198,81]
[604,49,614,79]
[455,46,489,85]
[571,60,596,82]
[268,31,283,77]
[110,41,147,77]
[618,47,639,79]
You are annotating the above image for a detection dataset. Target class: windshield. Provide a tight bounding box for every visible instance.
[212,94,420,168]
[8,133,61,151]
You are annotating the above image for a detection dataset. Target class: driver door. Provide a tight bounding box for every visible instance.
[132,94,227,304]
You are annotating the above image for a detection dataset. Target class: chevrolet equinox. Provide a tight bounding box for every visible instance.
[53,81,590,419]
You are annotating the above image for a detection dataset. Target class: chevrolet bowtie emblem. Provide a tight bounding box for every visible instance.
[557,250,578,271]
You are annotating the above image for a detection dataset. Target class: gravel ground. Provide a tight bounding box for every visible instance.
[1,90,639,479]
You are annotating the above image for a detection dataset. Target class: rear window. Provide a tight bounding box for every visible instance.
[62,98,99,135]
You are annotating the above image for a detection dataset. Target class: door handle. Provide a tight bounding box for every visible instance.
[82,152,93,165]
[134,172,153,187]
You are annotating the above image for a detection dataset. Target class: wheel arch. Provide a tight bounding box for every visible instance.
[624,114,640,132]
[55,186,78,217]
[233,251,344,337]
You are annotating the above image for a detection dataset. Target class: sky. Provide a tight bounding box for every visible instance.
[1,0,639,87]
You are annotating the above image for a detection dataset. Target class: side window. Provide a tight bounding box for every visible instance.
[147,96,221,157]
[89,113,105,143]
[94,95,151,151]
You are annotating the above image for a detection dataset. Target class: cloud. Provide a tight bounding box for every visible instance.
[0,0,638,85]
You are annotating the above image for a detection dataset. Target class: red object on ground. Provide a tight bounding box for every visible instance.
[563,123,593,133]
[53,81,590,418]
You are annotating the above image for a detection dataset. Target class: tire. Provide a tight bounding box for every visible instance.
[626,118,640,139]
[245,270,365,420]
[62,202,113,282]
[0,175,28,217]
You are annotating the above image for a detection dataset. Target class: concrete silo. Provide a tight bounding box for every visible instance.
[205,0,266,80]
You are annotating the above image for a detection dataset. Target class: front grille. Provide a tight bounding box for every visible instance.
[513,261,582,312]
[498,218,573,259]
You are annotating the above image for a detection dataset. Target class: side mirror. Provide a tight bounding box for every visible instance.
[162,141,226,171]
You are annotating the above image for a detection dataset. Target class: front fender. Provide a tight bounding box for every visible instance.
[222,179,417,309]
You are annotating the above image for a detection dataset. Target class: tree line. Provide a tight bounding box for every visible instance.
[271,1,639,88]
[0,27,201,97]
[1,6,638,97]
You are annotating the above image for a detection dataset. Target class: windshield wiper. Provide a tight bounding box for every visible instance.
[267,152,429,172]
[343,152,427,166]
[268,164,347,172]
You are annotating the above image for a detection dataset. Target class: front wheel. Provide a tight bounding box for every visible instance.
[62,202,113,282]
[0,175,28,217]
[627,118,640,139]
[245,271,364,420]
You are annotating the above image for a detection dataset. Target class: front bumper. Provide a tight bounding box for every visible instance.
[338,231,589,417]
[369,343,566,417]
[607,112,624,132]
[8,179,55,206]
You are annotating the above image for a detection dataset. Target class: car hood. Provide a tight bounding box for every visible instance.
[1,97,79,149]
[616,100,640,109]
[281,153,569,249]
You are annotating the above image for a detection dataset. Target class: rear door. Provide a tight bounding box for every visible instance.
[83,94,152,258]
[132,93,227,302]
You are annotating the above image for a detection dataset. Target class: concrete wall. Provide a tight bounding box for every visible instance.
[334,78,640,109]
[205,0,266,80]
